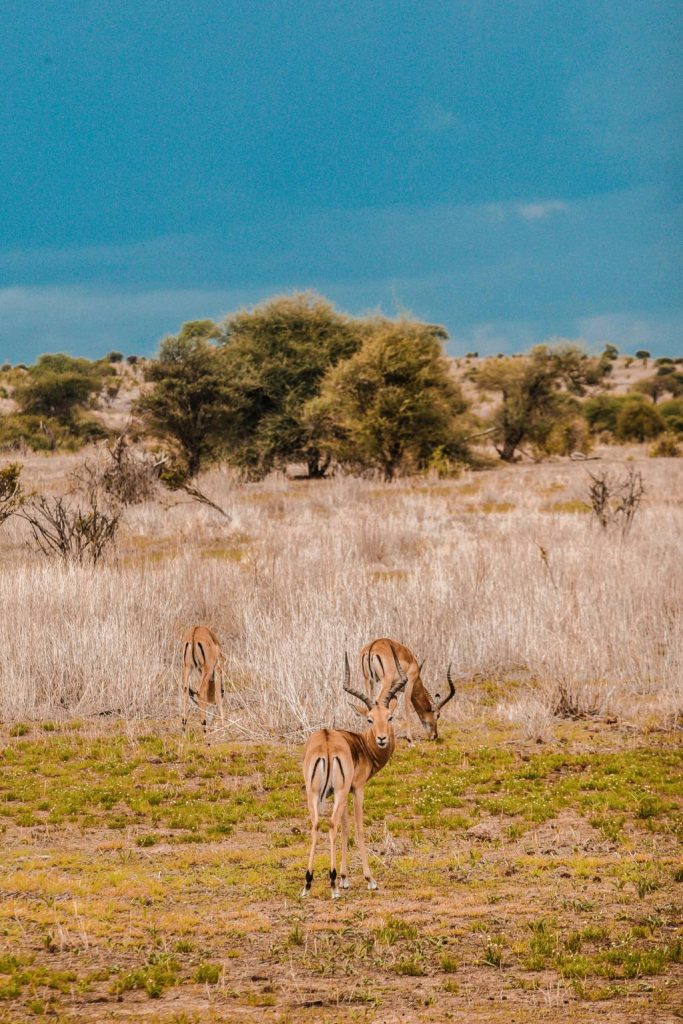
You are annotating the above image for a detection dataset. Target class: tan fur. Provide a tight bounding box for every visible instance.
[181,625,225,734]
[301,650,407,898]
[360,638,454,742]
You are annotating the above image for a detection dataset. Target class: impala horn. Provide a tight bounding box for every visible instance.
[342,652,373,709]
[434,664,456,712]
[384,643,409,705]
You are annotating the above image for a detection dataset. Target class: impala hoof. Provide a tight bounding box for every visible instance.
[331,889,341,900]
[367,879,378,891]
[300,887,309,898]
[340,877,350,889]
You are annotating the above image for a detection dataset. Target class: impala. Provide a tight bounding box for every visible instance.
[360,638,455,742]
[181,625,226,733]
[301,645,408,899]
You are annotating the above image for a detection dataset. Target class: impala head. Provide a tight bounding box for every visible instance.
[343,646,408,749]
[416,661,456,740]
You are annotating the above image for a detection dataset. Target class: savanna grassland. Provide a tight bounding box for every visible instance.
[1,446,682,1023]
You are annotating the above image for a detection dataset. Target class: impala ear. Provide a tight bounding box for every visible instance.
[348,701,368,718]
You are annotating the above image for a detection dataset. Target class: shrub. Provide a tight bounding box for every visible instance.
[0,463,23,526]
[306,317,469,479]
[582,395,627,435]
[659,399,683,434]
[542,417,592,457]
[126,354,139,365]
[587,468,645,534]
[16,353,112,422]
[649,432,681,458]
[70,436,163,506]
[106,351,124,363]
[0,414,66,452]
[615,399,665,441]
[635,349,650,363]
[19,493,122,565]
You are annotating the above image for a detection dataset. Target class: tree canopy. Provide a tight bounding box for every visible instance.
[304,318,469,479]
[17,353,112,422]
[475,343,607,461]
[217,293,361,477]
[137,321,229,478]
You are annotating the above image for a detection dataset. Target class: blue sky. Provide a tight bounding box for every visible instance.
[0,0,680,362]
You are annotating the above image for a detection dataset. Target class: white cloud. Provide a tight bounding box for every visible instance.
[415,102,459,135]
[0,285,267,362]
[515,200,569,221]
[0,234,202,277]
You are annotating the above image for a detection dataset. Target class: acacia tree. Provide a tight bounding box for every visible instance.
[137,321,229,478]
[475,344,607,462]
[304,318,470,479]
[17,353,112,422]
[217,293,360,477]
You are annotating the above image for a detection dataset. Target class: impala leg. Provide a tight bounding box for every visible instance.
[217,662,226,727]
[339,802,350,890]
[353,787,377,890]
[302,796,320,897]
[328,793,347,900]
[197,672,211,734]
[181,660,191,730]
[402,677,414,744]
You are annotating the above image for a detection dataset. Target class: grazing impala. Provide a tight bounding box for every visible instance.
[181,626,226,733]
[301,645,408,899]
[360,638,455,742]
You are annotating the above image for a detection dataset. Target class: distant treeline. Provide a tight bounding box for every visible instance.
[1,293,682,476]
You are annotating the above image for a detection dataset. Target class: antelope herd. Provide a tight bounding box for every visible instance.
[181,627,456,898]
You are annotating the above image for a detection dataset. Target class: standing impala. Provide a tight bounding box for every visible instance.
[301,645,408,899]
[360,638,455,742]
[181,625,226,733]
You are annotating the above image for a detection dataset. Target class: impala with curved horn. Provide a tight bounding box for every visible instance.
[301,644,408,899]
[360,638,455,742]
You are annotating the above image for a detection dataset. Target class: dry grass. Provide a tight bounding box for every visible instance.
[0,447,681,737]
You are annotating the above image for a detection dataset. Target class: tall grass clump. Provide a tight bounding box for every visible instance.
[0,457,680,734]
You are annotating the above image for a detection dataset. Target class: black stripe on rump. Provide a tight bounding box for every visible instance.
[310,756,323,792]
[334,756,345,787]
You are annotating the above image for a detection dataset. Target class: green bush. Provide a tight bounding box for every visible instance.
[650,433,681,457]
[582,395,627,436]
[659,399,683,434]
[476,344,607,461]
[0,413,106,452]
[218,292,361,478]
[305,317,469,479]
[615,399,665,441]
[137,321,229,479]
[16,354,112,422]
